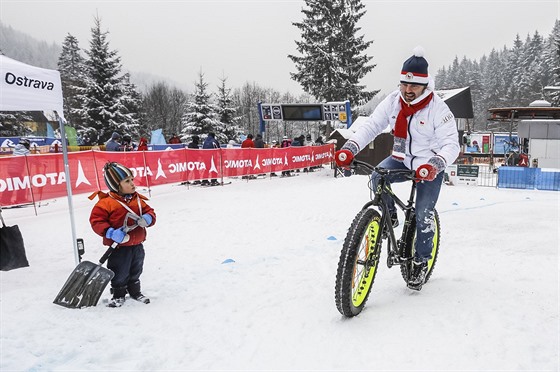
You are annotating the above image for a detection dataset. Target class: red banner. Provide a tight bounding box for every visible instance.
[0,145,334,206]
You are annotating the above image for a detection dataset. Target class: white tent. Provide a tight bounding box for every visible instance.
[0,55,80,264]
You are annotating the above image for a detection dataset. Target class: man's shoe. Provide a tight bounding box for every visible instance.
[408,259,428,290]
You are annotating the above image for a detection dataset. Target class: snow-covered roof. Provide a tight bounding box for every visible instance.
[435,87,470,101]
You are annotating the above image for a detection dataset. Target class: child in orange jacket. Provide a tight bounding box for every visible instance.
[89,162,156,308]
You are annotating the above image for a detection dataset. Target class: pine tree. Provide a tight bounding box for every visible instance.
[517,32,544,104]
[289,0,377,104]
[482,49,507,110]
[435,66,448,89]
[57,33,87,127]
[180,71,221,141]
[504,34,524,105]
[77,16,140,145]
[216,76,241,141]
[0,112,34,137]
[544,20,560,106]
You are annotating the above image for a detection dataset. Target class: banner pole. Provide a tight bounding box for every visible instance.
[57,115,79,265]
[141,149,151,198]
[23,155,38,216]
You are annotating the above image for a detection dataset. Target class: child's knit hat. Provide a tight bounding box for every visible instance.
[103,162,133,193]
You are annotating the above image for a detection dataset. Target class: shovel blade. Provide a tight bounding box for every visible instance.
[53,261,114,309]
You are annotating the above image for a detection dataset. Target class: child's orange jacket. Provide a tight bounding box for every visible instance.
[89,191,156,247]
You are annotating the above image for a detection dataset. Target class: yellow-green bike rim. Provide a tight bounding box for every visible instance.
[351,219,380,307]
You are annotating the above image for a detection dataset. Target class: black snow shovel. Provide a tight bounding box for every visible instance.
[53,242,118,309]
[54,215,140,309]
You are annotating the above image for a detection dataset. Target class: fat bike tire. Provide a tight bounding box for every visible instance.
[400,209,441,285]
[335,208,383,317]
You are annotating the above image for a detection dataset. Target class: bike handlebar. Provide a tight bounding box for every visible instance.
[350,159,417,180]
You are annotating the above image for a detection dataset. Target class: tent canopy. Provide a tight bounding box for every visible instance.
[436,87,474,119]
[0,55,79,264]
[0,55,64,116]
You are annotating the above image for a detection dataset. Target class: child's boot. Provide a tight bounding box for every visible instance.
[128,280,150,304]
[107,286,127,308]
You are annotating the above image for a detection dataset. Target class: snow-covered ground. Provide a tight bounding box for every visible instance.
[1,167,558,371]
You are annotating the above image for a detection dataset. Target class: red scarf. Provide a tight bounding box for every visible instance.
[394,92,433,140]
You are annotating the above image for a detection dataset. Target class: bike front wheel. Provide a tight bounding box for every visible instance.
[335,208,383,317]
[400,209,441,284]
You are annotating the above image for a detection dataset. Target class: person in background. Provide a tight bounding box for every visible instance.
[241,134,254,148]
[89,162,156,307]
[227,140,236,148]
[253,134,266,177]
[281,136,292,177]
[334,47,460,290]
[137,137,148,151]
[315,136,324,145]
[168,133,182,144]
[122,135,135,151]
[185,135,201,185]
[13,138,31,156]
[188,135,200,149]
[202,133,220,186]
[291,135,306,172]
[105,132,122,151]
[254,134,264,149]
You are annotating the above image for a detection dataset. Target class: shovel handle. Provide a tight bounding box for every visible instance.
[99,242,118,264]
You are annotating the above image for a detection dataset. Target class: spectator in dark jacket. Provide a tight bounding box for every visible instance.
[254,134,265,148]
[202,133,220,185]
[105,132,122,151]
[202,133,219,149]
[281,136,292,177]
[188,135,200,149]
[185,135,201,185]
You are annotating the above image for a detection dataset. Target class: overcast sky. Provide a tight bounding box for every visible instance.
[1,0,558,98]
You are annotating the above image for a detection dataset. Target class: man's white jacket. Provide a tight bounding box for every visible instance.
[348,89,460,170]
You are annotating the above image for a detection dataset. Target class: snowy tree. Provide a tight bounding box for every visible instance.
[76,16,140,145]
[120,72,142,138]
[215,76,241,141]
[518,32,545,104]
[289,0,377,104]
[232,82,266,137]
[0,111,33,137]
[435,66,448,90]
[504,34,524,105]
[58,33,87,128]
[180,71,221,142]
[141,81,187,137]
[544,20,560,106]
[482,49,507,111]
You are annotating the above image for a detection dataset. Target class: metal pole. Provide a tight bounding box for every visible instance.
[57,115,79,265]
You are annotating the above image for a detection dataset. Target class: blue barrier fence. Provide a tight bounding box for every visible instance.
[497,167,560,191]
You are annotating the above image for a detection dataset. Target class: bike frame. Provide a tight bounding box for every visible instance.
[353,160,417,267]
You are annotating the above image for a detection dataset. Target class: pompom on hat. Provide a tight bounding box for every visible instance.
[103,162,134,193]
[400,46,429,86]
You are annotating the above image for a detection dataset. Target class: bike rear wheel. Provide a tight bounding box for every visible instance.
[335,208,383,317]
[400,209,440,284]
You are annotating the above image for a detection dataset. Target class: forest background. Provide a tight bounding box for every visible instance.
[0,5,558,146]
